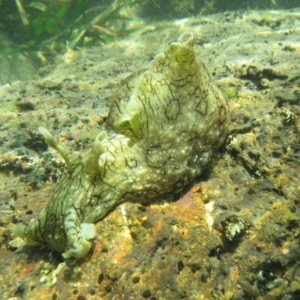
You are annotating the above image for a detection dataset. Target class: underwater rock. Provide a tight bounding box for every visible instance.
[222,215,247,242]
[14,32,230,259]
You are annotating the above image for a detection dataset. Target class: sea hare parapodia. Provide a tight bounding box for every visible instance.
[15,32,230,258]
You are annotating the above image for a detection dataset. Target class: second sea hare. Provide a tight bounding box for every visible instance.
[15,32,230,258]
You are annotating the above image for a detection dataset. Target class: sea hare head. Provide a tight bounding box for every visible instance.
[15,32,230,259]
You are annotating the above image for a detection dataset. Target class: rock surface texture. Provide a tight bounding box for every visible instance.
[1,9,300,299]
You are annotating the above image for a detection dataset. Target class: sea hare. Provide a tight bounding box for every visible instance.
[15,32,230,258]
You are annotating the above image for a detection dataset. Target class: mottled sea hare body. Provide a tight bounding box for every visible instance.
[15,33,230,258]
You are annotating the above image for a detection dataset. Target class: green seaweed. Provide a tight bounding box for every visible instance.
[0,0,137,63]
[223,84,238,100]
